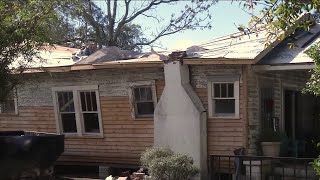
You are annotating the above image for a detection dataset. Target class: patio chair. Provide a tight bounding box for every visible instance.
[234,147,246,180]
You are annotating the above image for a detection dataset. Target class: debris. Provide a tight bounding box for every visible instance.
[105,175,113,180]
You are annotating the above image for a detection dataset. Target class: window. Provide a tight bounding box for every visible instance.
[52,85,102,136]
[129,81,157,119]
[80,91,100,133]
[208,75,240,118]
[0,91,18,114]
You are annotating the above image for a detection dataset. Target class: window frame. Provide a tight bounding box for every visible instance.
[0,90,18,115]
[208,75,240,119]
[52,85,103,137]
[128,81,157,120]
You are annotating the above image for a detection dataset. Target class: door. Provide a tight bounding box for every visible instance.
[284,90,297,140]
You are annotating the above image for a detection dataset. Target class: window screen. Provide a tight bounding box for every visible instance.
[212,83,235,115]
[80,91,100,133]
[133,86,154,117]
[57,91,77,133]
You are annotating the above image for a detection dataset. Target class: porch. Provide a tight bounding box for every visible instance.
[209,155,317,180]
[249,69,320,158]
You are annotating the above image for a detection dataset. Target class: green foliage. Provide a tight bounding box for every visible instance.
[303,42,320,96]
[0,0,58,102]
[260,128,282,142]
[140,147,199,180]
[242,1,320,43]
[311,157,320,176]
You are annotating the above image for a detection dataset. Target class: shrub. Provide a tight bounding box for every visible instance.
[311,143,320,176]
[311,157,320,176]
[140,147,199,180]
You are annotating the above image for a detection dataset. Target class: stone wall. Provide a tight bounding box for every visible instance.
[17,68,164,107]
[247,68,311,154]
[1,67,165,165]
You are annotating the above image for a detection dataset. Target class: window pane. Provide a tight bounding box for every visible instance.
[134,87,153,101]
[214,99,235,114]
[214,84,220,97]
[83,113,100,133]
[57,92,74,112]
[91,92,97,111]
[221,84,227,97]
[80,92,87,111]
[228,83,234,97]
[85,92,92,111]
[140,88,148,101]
[80,91,97,112]
[1,100,15,113]
[61,113,77,133]
[136,102,154,115]
[146,87,152,100]
[134,88,141,101]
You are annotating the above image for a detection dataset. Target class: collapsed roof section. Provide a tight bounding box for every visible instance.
[17,13,319,73]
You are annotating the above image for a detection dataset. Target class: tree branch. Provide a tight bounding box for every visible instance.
[125,0,179,24]
[113,0,131,44]
[141,13,162,23]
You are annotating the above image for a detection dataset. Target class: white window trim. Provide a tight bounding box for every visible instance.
[208,75,240,119]
[128,81,157,120]
[52,85,103,137]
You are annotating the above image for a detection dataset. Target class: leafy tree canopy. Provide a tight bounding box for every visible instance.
[58,0,217,51]
[241,1,320,95]
[0,0,59,102]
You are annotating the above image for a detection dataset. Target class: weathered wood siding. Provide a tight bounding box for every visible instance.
[247,68,310,154]
[190,65,248,156]
[0,68,164,165]
[61,80,164,165]
[0,106,56,132]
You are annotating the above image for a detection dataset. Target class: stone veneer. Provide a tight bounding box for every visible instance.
[247,67,311,155]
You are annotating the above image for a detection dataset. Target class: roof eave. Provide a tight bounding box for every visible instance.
[253,62,314,71]
[183,58,255,65]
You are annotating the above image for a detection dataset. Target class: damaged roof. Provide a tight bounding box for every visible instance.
[11,45,79,69]
[185,30,270,60]
[258,23,320,65]
[16,14,319,72]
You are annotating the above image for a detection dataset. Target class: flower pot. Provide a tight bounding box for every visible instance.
[261,142,281,157]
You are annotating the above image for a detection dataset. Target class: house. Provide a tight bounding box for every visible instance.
[0,14,319,179]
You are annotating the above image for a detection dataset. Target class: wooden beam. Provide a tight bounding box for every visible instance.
[183,58,255,65]
[253,63,314,71]
[92,62,163,69]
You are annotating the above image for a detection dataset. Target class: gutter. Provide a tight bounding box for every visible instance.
[253,62,315,71]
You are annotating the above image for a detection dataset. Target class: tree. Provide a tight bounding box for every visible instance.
[239,0,319,41]
[59,0,216,51]
[238,0,320,93]
[0,0,59,102]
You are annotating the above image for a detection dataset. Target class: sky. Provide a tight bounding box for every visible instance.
[156,1,264,50]
[95,1,264,50]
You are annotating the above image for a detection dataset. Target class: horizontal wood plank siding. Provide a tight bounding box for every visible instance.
[0,107,56,133]
[0,79,165,166]
[195,88,245,155]
[191,65,247,156]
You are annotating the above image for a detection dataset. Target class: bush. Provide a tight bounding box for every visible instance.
[140,147,199,180]
[311,157,320,176]
[311,143,320,176]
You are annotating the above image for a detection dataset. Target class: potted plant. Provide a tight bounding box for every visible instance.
[260,128,282,157]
